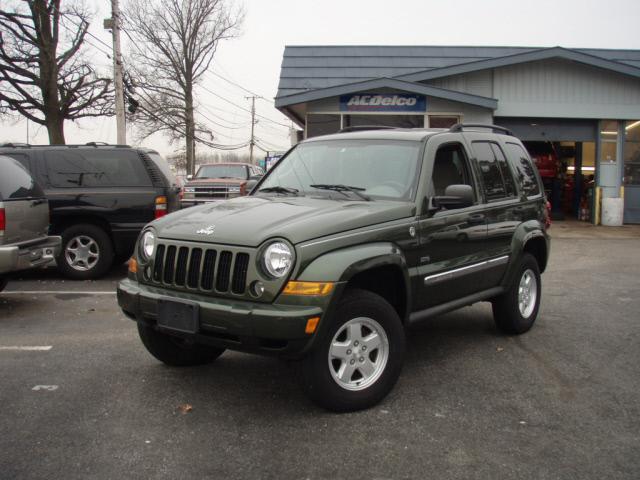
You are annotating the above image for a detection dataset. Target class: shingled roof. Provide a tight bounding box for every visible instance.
[276,45,640,98]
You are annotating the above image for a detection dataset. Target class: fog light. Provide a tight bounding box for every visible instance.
[250,280,265,297]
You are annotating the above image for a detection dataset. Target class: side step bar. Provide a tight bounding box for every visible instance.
[408,286,505,325]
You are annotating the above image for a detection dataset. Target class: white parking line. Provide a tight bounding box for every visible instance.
[0,346,53,351]
[32,385,58,391]
[0,291,116,295]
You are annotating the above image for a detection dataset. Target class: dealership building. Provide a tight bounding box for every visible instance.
[274,46,640,223]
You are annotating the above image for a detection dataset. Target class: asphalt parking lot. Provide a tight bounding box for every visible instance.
[1,224,639,479]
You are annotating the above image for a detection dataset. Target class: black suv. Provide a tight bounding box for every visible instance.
[118,124,550,412]
[0,144,180,279]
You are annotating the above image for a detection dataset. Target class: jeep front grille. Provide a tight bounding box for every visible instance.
[151,243,250,295]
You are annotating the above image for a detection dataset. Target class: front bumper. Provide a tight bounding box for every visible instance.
[117,278,333,358]
[0,236,61,275]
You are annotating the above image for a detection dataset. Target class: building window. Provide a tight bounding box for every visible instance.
[306,114,341,138]
[624,120,640,185]
[343,114,424,129]
[428,115,460,128]
[599,120,618,165]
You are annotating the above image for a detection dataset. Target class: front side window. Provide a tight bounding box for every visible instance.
[256,140,423,201]
[431,143,474,196]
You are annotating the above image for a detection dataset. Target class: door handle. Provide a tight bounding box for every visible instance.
[467,213,486,224]
[31,198,47,206]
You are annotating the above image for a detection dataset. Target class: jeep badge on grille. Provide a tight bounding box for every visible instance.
[196,225,215,235]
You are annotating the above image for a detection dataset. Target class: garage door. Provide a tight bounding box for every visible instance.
[494,118,598,142]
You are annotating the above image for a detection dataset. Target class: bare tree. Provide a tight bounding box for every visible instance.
[124,0,243,175]
[0,0,112,144]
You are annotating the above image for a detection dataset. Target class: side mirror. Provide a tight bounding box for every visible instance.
[245,179,259,193]
[186,174,193,181]
[432,184,474,210]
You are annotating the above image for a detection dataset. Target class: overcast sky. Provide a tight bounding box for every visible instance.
[2,0,640,157]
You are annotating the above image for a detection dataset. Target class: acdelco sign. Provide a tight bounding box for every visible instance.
[339,93,426,112]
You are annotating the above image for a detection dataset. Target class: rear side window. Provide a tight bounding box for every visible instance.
[504,142,542,197]
[472,141,516,201]
[490,143,517,197]
[146,151,177,186]
[45,150,152,187]
[0,155,44,200]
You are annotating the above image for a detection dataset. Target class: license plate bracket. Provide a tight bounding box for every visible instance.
[157,298,199,334]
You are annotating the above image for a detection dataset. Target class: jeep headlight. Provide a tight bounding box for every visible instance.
[262,242,293,278]
[140,230,156,261]
[183,187,195,193]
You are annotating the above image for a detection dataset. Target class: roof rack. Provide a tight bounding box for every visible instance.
[449,123,513,136]
[0,142,31,148]
[338,126,398,133]
[0,143,131,148]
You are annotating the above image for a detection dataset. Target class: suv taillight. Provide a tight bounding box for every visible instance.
[0,207,5,236]
[544,200,552,230]
[155,196,168,219]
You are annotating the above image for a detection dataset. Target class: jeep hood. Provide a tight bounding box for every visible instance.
[153,196,415,246]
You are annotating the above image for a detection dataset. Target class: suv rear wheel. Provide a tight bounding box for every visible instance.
[492,253,541,334]
[137,323,225,366]
[300,289,405,412]
[57,223,114,280]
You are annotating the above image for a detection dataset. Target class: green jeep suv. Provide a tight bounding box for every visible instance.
[118,124,550,412]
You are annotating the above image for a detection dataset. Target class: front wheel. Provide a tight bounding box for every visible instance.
[0,277,7,292]
[137,323,225,367]
[300,289,405,412]
[492,253,542,334]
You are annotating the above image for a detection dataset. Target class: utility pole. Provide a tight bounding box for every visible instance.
[110,0,126,144]
[246,95,260,164]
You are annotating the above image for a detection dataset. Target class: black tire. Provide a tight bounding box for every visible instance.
[137,323,225,367]
[57,223,114,280]
[0,277,7,292]
[300,289,405,412]
[492,253,541,334]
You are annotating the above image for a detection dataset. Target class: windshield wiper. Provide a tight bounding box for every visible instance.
[258,186,299,195]
[310,184,371,201]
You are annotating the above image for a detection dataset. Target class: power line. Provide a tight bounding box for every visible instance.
[206,71,274,104]
[197,82,290,129]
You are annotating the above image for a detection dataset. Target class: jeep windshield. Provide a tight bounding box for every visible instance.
[195,165,248,180]
[255,139,422,201]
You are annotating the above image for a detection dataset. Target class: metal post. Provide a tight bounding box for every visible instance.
[111,0,126,145]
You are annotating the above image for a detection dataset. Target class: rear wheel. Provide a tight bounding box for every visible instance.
[492,253,541,334]
[137,323,225,367]
[300,289,405,412]
[57,224,114,280]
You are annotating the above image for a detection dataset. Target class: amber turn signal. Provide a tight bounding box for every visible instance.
[282,281,334,296]
[128,257,138,273]
[305,316,320,334]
